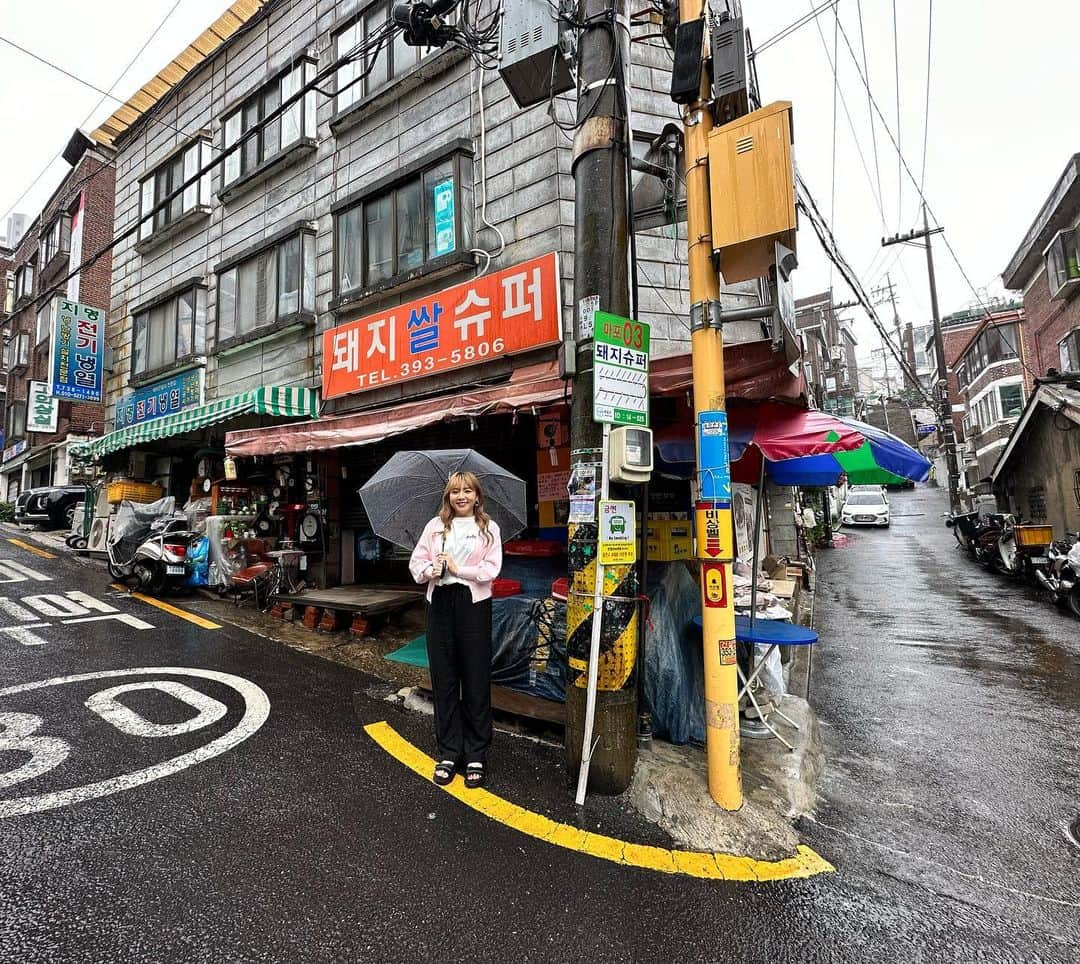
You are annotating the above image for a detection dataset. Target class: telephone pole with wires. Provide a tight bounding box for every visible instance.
[564,0,638,796]
[882,204,961,513]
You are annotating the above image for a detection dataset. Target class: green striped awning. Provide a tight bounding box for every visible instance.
[70,385,319,461]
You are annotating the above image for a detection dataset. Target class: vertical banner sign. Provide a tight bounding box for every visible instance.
[67,192,86,300]
[433,179,455,256]
[593,312,650,426]
[27,381,59,434]
[49,299,104,402]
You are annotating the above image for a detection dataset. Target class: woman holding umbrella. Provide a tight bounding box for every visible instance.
[409,471,503,788]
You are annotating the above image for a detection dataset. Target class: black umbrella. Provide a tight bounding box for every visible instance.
[358,449,527,549]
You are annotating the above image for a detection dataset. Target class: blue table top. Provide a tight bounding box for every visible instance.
[691,614,818,646]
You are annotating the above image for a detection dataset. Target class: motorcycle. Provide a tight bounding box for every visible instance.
[1034,532,1080,617]
[945,510,983,555]
[106,497,196,595]
[971,512,1011,570]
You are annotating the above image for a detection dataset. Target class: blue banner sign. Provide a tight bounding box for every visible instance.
[115,369,203,429]
[698,410,732,503]
[433,179,455,256]
[50,299,105,402]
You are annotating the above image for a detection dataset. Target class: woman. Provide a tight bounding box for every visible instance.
[409,471,502,788]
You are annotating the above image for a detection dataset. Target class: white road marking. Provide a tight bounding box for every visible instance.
[0,598,41,622]
[61,613,154,630]
[22,594,92,618]
[0,627,50,647]
[85,682,228,738]
[63,591,118,614]
[0,712,71,790]
[0,668,270,818]
[0,560,51,583]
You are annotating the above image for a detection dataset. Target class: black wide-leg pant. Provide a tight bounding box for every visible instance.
[426,584,493,765]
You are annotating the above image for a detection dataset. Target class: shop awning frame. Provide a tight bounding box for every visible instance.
[71,385,319,461]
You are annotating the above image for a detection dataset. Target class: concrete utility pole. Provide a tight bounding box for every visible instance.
[565,0,636,794]
[882,205,961,513]
[676,0,742,810]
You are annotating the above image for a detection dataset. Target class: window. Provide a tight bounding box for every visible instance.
[334,2,429,114]
[14,261,34,302]
[1059,329,1080,373]
[131,287,207,377]
[1044,228,1080,299]
[955,361,968,389]
[216,232,316,343]
[15,332,29,367]
[139,140,213,242]
[222,61,317,188]
[40,214,71,267]
[8,400,26,440]
[998,383,1024,419]
[2,338,11,370]
[335,153,472,297]
[36,302,52,345]
[961,323,1019,381]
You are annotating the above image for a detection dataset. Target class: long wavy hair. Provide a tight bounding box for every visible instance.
[438,470,494,543]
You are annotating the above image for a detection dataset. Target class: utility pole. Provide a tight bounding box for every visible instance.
[882,205,961,513]
[675,0,742,810]
[565,0,636,795]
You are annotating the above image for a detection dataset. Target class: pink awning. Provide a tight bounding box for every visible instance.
[225,362,567,456]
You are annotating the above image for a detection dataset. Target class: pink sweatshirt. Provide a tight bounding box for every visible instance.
[409,516,503,603]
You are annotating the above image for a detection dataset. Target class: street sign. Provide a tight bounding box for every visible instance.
[917,423,937,436]
[49,298,105,402]
[598,500,636,565]
[593,312,650,426]
[27,381,59,434]
[697,412,732,502]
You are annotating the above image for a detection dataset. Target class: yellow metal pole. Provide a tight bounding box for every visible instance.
[680,0,742,810]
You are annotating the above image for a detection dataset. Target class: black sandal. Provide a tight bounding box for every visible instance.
[433,760,456,786]
[464,763,485,789]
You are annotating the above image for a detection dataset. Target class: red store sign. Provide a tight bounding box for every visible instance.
[323,252,562,400]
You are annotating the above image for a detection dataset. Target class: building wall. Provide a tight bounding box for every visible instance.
[1022,264,1080,376]
[996,406,1080,533]
[105,0,699,430]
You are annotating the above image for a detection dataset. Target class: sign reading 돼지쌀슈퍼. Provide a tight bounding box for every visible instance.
[322,253,561,400]
[49,299,105,402]
[593,312,650,426]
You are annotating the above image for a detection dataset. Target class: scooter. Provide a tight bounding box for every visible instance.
[106,499,196,595]
[972,513,1011,570]
[1034,532,1080,617]
[945,510,983,555]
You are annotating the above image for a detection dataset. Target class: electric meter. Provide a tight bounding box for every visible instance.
[608,426,654,483]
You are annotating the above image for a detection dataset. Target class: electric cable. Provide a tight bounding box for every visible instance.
[917,0,933,208]
[854,0,884,232]
[751,0,840,56]
[891,0,902,224]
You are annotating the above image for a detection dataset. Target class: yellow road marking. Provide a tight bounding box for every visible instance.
[7,538,57,559]
[110,583,221,630]
[364,720,834,882]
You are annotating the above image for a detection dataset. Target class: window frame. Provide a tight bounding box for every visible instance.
[1044,228,1080,300]
[14,331,29,368]
[14,261,34,303]
[1059,329,1080,373]
[997,383,1024,419]
[39,213,72,270]
[333,1,426,116]
[8,400,26,441]
[130,285,208,380]
[35,300,53,347]
[214,229,317,348]
[333,149,473,302]
[137,138,213,245]
[220,58,318,192]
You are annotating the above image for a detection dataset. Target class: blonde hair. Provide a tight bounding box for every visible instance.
[439,470,494,542]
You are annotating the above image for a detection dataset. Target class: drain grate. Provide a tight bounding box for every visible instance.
[1066,815,1080,852]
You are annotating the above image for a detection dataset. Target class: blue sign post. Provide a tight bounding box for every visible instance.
[49,299,105,402]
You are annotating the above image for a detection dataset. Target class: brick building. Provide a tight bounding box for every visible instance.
[0,131,114,500]
[990,152,1080,531]
[795,290,858,416]
[0,243,13,441]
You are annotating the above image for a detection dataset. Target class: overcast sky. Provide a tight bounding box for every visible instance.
[1,0,1075,362]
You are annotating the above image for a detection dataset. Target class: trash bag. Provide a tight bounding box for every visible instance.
[107,497,178,566]
[644,562,706,745]
[491,596,567,703]
[186,536,210,587]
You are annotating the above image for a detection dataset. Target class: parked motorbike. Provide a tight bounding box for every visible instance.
[1034,532,1080,617]
[945,510,983,555]
[106,498,195,595]
[971,512,1010,570]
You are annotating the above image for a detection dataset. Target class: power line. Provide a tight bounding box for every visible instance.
[891,0,901,224]
[751,0,840,56]
[917,0,933,204]
[828,2,839,292]
[854,0,884,231]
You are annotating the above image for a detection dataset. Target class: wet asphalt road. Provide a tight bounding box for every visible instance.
[0,492,1077,963]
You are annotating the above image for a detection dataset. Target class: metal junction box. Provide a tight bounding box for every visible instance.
[498,0,574,109]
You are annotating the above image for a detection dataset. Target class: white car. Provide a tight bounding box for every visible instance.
[841,489,890,527]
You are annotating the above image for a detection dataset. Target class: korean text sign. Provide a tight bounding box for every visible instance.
[115,369,204,429]
[49,299,105,402]
[323,252,561,400]
[593,311,650,426]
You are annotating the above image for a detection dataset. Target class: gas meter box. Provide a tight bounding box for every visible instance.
[609,426,653,483]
